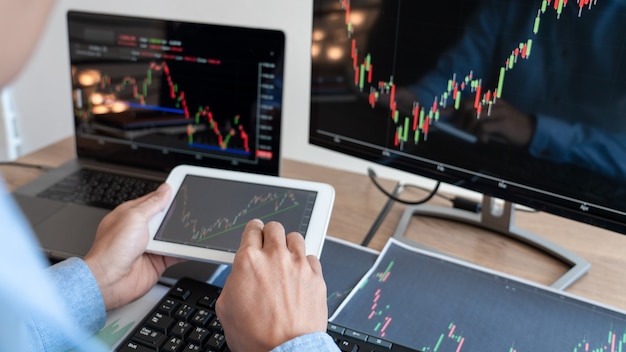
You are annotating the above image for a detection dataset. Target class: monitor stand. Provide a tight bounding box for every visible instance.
[391,195,591,290]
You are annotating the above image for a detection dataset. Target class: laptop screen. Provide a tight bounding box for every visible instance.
[66,11,284,176]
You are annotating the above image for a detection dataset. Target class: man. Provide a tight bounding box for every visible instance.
[0,1,339,350]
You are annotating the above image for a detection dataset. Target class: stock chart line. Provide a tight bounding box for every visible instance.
[339,0,597,148]
[97,61,251,153]
[177,184,301,243]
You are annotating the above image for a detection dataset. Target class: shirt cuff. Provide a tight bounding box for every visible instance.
[270,331,340,352]
[48,257,107,334]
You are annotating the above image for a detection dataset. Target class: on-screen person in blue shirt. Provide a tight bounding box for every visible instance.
[393,0,626,180]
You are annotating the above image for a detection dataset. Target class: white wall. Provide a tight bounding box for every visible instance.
[0,88,20,160]
[9,0,467,195]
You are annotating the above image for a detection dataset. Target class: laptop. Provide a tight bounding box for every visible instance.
[12,10,285,281]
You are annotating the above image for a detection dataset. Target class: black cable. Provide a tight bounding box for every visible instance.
[361,181,402,246]
[367,167,441,205]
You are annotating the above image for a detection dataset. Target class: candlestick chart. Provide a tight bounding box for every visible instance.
[154,175,317,252]
[335,0,599,150]
[329,240,626,352]
[78,58,256,156]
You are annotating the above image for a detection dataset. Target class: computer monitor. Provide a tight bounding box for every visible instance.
[309,0,626,289]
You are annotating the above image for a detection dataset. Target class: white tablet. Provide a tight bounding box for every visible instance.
[147,164,335,263]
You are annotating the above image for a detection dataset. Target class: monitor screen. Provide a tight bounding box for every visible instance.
[309,0,626,234]
[67,11,285,175]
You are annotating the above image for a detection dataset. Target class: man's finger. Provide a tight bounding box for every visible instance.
[262,221,287,250]
[239,219,265,249]
[286,231,306,257]
[119,183,171,217]
[307,255,324,275]
[117,182,169,205]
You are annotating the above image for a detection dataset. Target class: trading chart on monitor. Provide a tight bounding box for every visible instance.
[68,11,284,174]
[310,0,626,232]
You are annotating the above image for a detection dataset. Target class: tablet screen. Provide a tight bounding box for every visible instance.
[153,174,318,252]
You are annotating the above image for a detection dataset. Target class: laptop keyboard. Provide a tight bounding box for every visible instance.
[116,277,421,352]
[37,169,161,209]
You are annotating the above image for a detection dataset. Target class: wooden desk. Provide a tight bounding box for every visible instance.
[4,137,626,312]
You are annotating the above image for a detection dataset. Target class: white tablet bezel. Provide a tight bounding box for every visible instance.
[146,164,335,263]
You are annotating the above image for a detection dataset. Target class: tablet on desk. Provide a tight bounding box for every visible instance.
[147,164,335,263]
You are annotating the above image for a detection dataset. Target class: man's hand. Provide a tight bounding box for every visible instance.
[216,220,328,352]
[453,98,536,146]
[84,183,183,311]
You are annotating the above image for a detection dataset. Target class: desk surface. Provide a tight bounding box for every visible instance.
[3,137,626,312]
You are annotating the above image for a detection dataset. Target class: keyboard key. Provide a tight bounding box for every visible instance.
[191,309,213,326]
[345,328,368,342]
[369,337,394,349]
[174,304,195,321]
[327,323,346,334]
[337,338,359,352]
[133,326,165,348]
[205,332,227,351]
[146,312,175,333]
[158,298,180,315]
[197,294,217,309]
[118,340,156,352]
[181,343,203,352]
[171,286,191,300]
[207,316,223,333]
[187,326,210,345]
[161,337,185,352]
[171,321,193,339]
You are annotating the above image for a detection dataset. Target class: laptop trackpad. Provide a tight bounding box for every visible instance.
[35,204,109,258]
[13,194,66,226]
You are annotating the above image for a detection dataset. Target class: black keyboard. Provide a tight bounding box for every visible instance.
[38,169,161,209]
[116,277,421,352]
